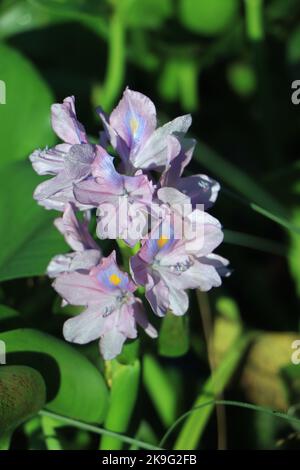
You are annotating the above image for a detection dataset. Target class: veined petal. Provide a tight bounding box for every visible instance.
[64,144,95,181]
[63,304,106,344]
[53,271,109,306]
[54,202,99,251]
[29,144,69,176]
[132,298,158,338]
[99,330,127,360]
[91,251,136,293]
[51,96,88,145]
[110,88,157,155]
[176,174,220,209]
[47,250,101,278]
[145,272,170,317]
[33,171,71,201]
[132,114,192,170]
[97,106,130,162]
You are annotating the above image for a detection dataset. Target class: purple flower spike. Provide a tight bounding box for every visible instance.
[97,87,192,171]
[53,251,157,360]
[30,96,99,211]
[47,202,101,278]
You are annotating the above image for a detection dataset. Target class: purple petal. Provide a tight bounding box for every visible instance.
[64,144,95,181]
[55,203,99,251]
[48,250,101,278]
[51,96,88,145]
[99,330,127,360]
[145,272,170,317]
[133,298,158,338]
[63,304,106,344]
[110,88,157,155]
[29,144,69,176]
[176,174,220,209]
[53,271,110,306]
[132,114,192,170]
[91,251,136,293]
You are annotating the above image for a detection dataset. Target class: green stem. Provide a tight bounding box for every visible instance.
[39,409,161,451]
[93,1,125,110]
[173,332,254,450]
[41,415,63,450]
[0,432,11,450]
[160,399,300,449]
[244,0,264,41]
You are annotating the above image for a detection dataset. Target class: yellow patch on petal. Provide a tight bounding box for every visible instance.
[157,235,169,249]
[130,117,139,136]
[109,273,121,286]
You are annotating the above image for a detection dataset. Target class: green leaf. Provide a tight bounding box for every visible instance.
[0,365,46,436]
[143,355,177,428]
[173,332,254,450]
[40,409,161,450]
[0,42,55,164]
[0,328,109,423]
[0,0,64,39]
[160,399,300,448]
[194,142,299,234]
[100,359,140,450]
[0,161,67,282]
[158,312,189,358]
[289,208,300,296]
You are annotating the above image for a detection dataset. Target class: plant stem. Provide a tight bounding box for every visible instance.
[93,0,125,110]
[39,409,161,451]
[173,332,254,450]
[244,0,264,41]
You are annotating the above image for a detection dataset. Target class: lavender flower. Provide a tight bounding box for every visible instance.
[30,96,99,211]
[130,188,229,316]
[53,251,157,360]
[47,202,101,278]
[97,87,192,172]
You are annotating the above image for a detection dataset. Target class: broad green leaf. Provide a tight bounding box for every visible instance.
[194,142,299,234]
[0,161,67,282]
[179,0,239,36]
[143,355,177,428]
[100,359,140,450]
[224,229,286,256]
[158,312,189,358]
[174,332,253,450]
[0,42,55,164]
[0,328,109,423]
[0,365,46,436]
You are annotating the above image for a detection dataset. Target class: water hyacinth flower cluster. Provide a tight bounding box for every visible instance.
[30,88,229,360]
